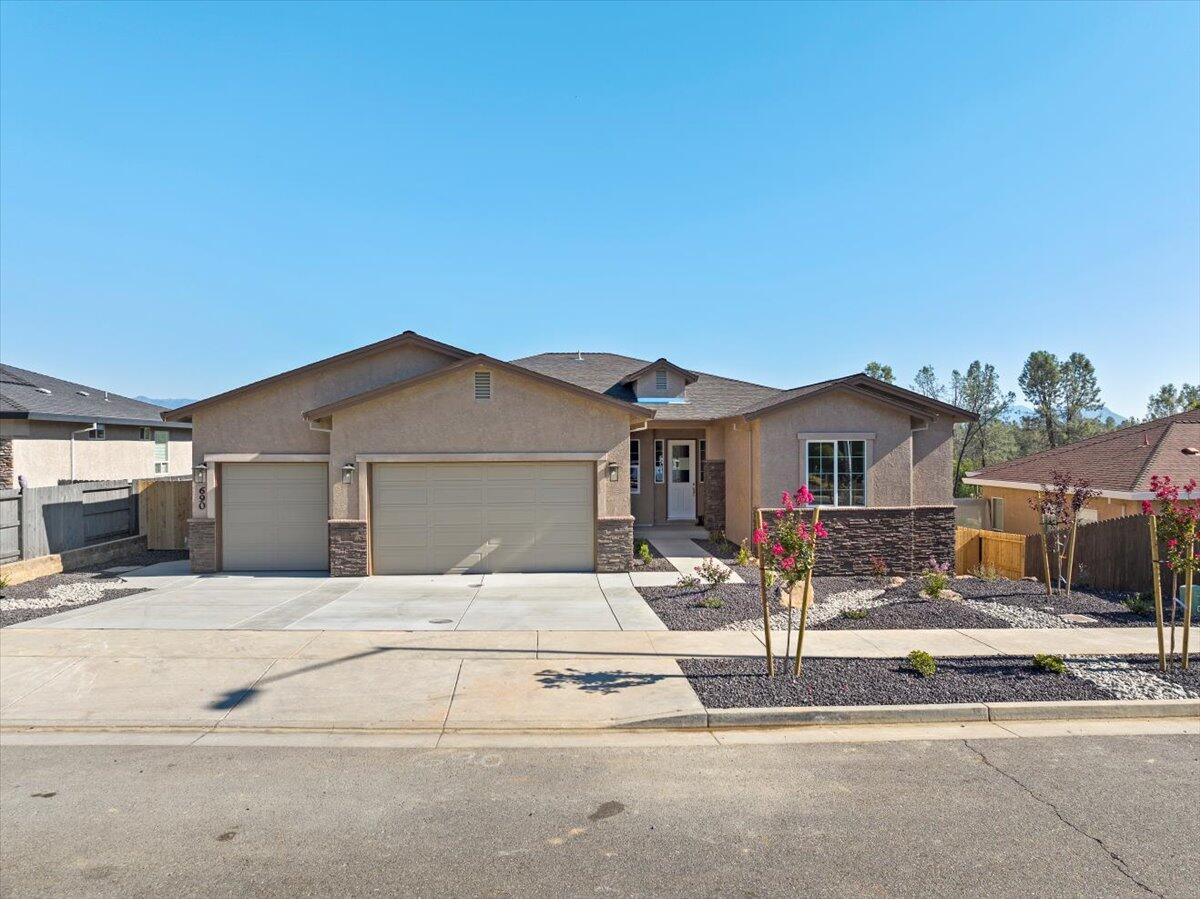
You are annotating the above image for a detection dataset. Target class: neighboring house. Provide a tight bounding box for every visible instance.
[0,365,193,488]
[962,410,1200,535]
[164,330,973,576]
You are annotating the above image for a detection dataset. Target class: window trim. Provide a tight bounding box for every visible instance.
[629,438,641,495]
[698,439,706,483]
[153,429,169,472]
[803,438,869,507]
[653,439,665,484]
[88,424,106,440]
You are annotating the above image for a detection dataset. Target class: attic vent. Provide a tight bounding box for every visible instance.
[474,371,492,401]
[35,387,51,395]
[655,369,668,391]
[76,390,90,397]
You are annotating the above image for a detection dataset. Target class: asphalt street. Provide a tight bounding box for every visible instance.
[1,734,1196,898]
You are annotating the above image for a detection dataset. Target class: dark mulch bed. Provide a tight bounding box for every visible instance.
[812,595,1012,631]
[0,549,186,628]
[631,537,675,572]
[680,655,1113,708]
[639,582,770,631]
[693,538,760,585]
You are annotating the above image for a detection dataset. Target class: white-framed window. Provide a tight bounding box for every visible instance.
[88,424,106,440]
[805,439,866,506]
[153,430,169,473]
[653,439,665,484]
[140,427,153,440]
[698,439,706,483]
[629,439,640,494]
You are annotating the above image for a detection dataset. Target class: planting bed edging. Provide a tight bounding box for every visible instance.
[702,697,1199,729]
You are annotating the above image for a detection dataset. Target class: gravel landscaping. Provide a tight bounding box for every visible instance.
[635,543,1176,632]
[631,538,675,572]
[681,652,1200,708]
[0,549,186,628]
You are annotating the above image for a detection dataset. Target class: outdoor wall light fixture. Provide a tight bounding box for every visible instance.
[607,461,621,482]
[193,463,207,485]
[342,462,357,484]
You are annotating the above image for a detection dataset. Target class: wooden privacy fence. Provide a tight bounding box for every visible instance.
[0,489,19,564]
[2,480,137,561]
[1025,513,1154,594]
[134,477,191,550]
[956,527,1026,579]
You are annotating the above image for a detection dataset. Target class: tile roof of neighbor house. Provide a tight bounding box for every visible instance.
[510,352,780,421]
[966,410,1200,493]
[0,364,190,429]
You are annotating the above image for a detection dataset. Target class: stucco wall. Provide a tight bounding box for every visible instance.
[724,420,755,544]
[328,364,633,520]
[189,343,458,515]
[912,416,955,504]
[756,389,916,509]
[2,420,191,487]
[632,367,687,399]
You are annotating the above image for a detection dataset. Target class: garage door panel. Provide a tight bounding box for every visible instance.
[221,463,328,571]
[372,462,593,574]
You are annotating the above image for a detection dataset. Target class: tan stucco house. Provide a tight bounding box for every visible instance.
[0,365,192,488]
[164,331,973,576]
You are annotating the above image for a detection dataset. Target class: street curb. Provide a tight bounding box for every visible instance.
[702,698,1199,729]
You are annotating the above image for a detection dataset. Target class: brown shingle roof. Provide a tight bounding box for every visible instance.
[966,411,1200,493]
[510,352,779,421]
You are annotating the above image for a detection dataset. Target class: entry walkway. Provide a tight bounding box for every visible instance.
[636,525,743,585]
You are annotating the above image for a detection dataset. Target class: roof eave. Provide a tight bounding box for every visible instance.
[9,411,192,429]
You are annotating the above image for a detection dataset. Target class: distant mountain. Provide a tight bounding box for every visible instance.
[136,396,197,409]
[1000,404,1127,424]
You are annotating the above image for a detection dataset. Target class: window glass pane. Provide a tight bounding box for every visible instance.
[837,440,866,506]
[807,441,834,505]
[629,440,640,493]
[654,441,665,483]
[670,443,691,483]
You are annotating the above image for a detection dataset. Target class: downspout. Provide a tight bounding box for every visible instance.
[69,423,98,481]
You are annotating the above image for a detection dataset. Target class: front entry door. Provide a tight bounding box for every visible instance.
[667,440,696,520]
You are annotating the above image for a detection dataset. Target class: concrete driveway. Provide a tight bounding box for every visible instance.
[14,563,667,632]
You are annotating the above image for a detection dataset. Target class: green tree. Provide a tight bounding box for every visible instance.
[1018,350,1062,448]
[1059,352,1102,442]
[864,361,895,383]
[1147,383,1200,419]
[950,362,1014,495]
[911,365,944,400]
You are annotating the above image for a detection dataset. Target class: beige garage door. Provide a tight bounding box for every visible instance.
[221,463,329,571]
[371,462,594,574]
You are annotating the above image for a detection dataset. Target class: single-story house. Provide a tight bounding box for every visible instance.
[164,331,973,576]
[962,410,1200,535]
[0,365,192,488]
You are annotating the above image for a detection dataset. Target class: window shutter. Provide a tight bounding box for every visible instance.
[474,371,492,401]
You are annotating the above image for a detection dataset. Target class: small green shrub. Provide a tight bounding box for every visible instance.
[699,595,724,609]
[969,563,1000,581]
[697,557,731,586]
[1123,594,1153,616]
[763,569,776,588]
[1032,653,1066,675]
[841,608,869,620]
[735,542,752,567]
[920,557,952,597]
[675,574,701,589]
[906,649,937,678]
[635,540,653,564]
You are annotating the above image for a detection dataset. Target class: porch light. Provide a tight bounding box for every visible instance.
[193,463,207,485]
[341,462,357,484]
[607,461,621,482]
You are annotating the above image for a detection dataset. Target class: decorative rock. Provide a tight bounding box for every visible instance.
[887,576,906,589]
[1060,613,1098,625]
[954,574,975,580]
[938,589,963,601]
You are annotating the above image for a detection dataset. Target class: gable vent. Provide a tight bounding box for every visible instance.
[655,369,668,391]
[474,371,492,401]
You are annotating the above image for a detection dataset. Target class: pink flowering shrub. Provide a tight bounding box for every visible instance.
[752,487,826,591]
[1142,475,1199,575]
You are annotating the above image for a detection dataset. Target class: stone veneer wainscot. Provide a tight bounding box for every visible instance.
[596,515,634,573]
[329,519,368,577]
[187,518,217,573]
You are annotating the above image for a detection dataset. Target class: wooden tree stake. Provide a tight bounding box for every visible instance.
[756,508,773,676]
[1041,524,1053,596]
[793,508,821,676]
[1149,516,1166,672]
[1065,519,1078,598]
[1183,523,1195,670]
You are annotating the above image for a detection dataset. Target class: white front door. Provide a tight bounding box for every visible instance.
[667,440,696,520]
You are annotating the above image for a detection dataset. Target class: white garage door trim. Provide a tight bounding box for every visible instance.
[221,462,329,571]
[370,461,595,575]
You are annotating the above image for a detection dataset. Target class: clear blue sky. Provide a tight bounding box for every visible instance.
[2,1,1197,416]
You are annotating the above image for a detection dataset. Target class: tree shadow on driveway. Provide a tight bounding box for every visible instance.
[533,668,673,695]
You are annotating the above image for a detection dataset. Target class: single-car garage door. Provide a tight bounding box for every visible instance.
[371,462,594,574]
[221,463,329,570]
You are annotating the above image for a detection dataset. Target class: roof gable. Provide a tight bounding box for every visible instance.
[740,374,976,422]
[0,364,187,428]
[303,354,653,421]
[619,358,699,387]
[164,331,472,421]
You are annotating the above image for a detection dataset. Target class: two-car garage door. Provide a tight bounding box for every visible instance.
[371,462,594,574]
